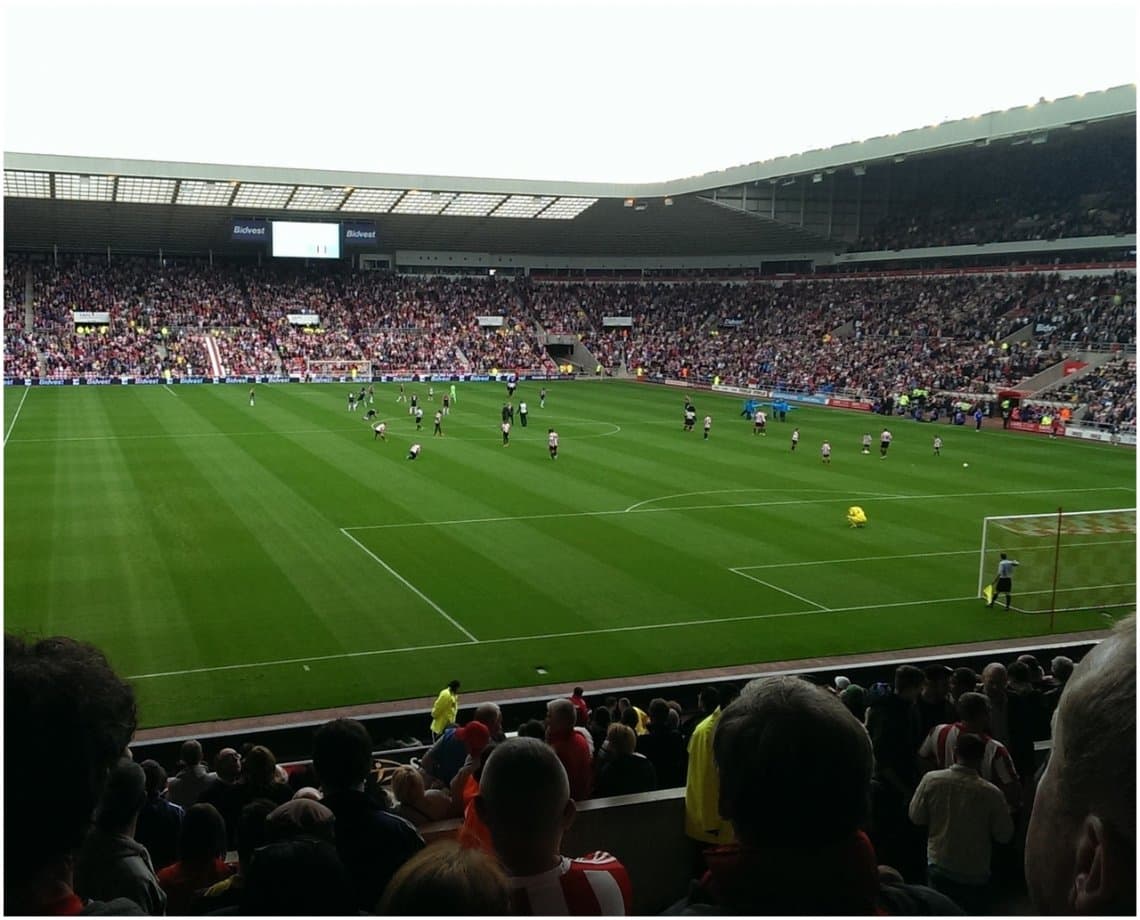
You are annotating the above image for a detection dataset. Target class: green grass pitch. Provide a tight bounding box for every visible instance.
[4,381,1135,729]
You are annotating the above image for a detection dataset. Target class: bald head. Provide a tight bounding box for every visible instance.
[546,698,576,734]
[473,702,502,737]
[982,662,1007,692]
[1025,617,1136,915]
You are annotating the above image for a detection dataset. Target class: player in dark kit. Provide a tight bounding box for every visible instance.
[433,410,443,436]
[415,406,424,430]
[442,392,451,415]
[683,406,696,432]
[540,387,547,408]
[248,387,255,407]
[507,378,517,398]
[348,391,357,412]
[364,408,378,421]
[410,392,419,415]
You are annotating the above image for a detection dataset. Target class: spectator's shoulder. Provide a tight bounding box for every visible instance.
[878,881,965,915]
[80,897,148,916]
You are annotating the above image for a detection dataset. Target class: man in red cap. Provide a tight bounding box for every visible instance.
[420,719,491,788]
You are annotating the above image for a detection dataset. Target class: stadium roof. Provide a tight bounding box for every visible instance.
[4,84,1134,258]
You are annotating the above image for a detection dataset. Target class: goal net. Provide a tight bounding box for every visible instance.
[304,360,373,380]
[977,508,1137,614]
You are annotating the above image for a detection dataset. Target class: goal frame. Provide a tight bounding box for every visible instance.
[304,359,373,380]
[978,507,1137,625]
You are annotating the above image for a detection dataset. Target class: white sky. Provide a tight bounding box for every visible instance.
[3,0,1136,184]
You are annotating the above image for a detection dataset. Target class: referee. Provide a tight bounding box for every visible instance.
[988,553,1020,611]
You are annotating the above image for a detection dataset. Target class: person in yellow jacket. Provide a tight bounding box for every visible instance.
[847,506,867,528]
[684,687,735,856]
[430,680,461,740]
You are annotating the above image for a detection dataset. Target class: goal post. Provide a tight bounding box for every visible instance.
[977,508,1137,617]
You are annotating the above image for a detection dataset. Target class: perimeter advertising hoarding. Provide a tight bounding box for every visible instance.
[342,221,378,247]
[231,218,269,242]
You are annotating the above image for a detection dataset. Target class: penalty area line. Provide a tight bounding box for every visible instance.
[729,569,830,610]
[4,386,30,446]
[339,528,478,643]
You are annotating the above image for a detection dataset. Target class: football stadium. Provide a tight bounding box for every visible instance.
[4,19,1137,914]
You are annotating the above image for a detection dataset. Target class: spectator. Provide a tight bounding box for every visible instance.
[981,662,1011,745]
[312,717,425,911]
[196,798,275,914]
[546,698,593,801]
[671,677,958,914]
[1042,654,1074,717]
[636,698,688,788]
[1025,616,1135,915]
[517,718,548,741]
[948,666,978,703]
[920,691,1020,808]
[908,733,1013,913]
[916,665,956,736]
[866,664,926,881]
[474,738,633,914]
[569,687,590,725]
[5,634,140,916]
[265,798,337,844]
[839,682,867,722]
[197,747,243,844]
[156,803,233,915]
[430,679,461,740]
[617,697,649,735]
[134,759,183,871]
[74,758,167,915]
[379,840,511,916]
[165,739,216,809]
[595,724,658,797]
[242,834,355,916]
[1006,659,1046,781]
[209,745,291,848]
[587,705,612,755]
[420,718,491,787]
[390,766,454,826]
[683,686,734,863]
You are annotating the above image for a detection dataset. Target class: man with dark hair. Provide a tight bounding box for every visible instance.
[866,664,926,881]
[569,686,590,725]
[673,677,957,914]
[75,758,167,915]
[920,691,1020,808]
[636,697,687,788]
[909,733,1013,913]
[1006,659,1046,782]
[683,686,733,864]
[312,718,424,910]
[475,738,632,914]
[1025,616,1136,915]
[917,665,956,735]
[135,759,183,871]
[165,739,216,809]
[196,798,276,913]
[948,666,978,703]
[430,680,461,740]
[5,634,140,915]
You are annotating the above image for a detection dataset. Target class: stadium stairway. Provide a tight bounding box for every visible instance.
[1024,349,1117,397]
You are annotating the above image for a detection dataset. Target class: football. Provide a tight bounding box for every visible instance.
[963,462,969,468]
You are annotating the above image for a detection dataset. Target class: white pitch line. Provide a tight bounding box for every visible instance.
[344,486,1134,532]
[7,427,371,444]
[624,487,895,513]
[125,593,985,681]
[3,386,30,446]
[730,539,1139,571]
[730,570,830,610]
[339,528,478,643]
[163,384,178,396]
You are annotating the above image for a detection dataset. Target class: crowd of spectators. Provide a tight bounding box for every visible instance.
[1047,356,1137,427]
[5,618,1136,915]
[4,259,1135,401]
[853,136,1135,252]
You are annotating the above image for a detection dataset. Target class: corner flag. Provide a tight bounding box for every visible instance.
[982,584,995,605]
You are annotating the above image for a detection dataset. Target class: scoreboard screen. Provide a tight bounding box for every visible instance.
[271,221,340,259]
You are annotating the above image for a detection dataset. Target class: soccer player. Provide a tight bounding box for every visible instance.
[703,415,712,440]
[450,383,457,404]
[988,553,1020,611]
[433,410,443,437]
[428,385,434,402]
[821,440,832,464]
[373,422,387,440]
[753,408,767,436]
[791,427,800,451]
[684,405,696,432]
[442,392,451,415]
[407,442,421,460]
[933,435,943,456]
[507,377,517,398]
[540,387,547,409]
[507,402,515,425]
[410,392,419,416]
[415,406,424,430]
[367,384,374,405]
[501,403,511,424]
[358,386,366,405]
[248,386,255,407]
[501,420,511,447]
[519,401,528,427]
[862,432,872,455]
[364,407,378,421]
[880,428,892,459]
[548,428,559,460]
[397,382,406,403]
[348,391,357,412]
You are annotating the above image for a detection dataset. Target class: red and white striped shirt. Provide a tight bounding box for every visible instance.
[508,852,632,915]
[919,721,1018,788]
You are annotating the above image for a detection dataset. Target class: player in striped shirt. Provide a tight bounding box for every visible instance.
[753,409,767,436]
[703,415,712,440]
[548,429,559,460]
[501,420,511,446]
[791,427,800,451]
[918,691,1019,807]
[821,440,831,464]
[433,410,443,437]
[407,442,421,460]
[475,738,633,915]
[879,428,893,458]
[862,432,872,455]
[372,422,386,441]
[933,435,943,456]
